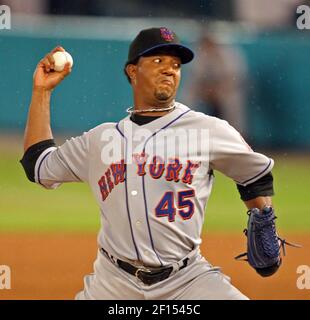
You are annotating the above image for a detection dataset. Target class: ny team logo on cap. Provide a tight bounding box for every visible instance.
[160,27,174,42]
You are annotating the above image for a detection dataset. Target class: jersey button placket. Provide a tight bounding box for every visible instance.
[126,155,150,262]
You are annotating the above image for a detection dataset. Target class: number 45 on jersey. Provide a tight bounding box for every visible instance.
[155,189,195,222]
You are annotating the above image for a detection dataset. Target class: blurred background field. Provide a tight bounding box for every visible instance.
[1,0,310,300]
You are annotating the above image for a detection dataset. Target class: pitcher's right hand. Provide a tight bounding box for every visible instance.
[33,46,72,91]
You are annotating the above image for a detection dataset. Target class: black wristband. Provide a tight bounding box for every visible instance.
[237,172,274,201]
[20,139,56,182]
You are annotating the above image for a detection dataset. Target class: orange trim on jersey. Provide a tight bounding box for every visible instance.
[178,188,195,221]
[154,191,176,222]
[149,155,165,179]
[110,159,125,185]
[98,175,109,201]
[105,168,114,193]
[132,152,149,176]
[165,157,183,182]
[181,160,200,184]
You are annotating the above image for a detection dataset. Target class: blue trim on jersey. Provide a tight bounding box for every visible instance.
[37,150,54,186]
[116,122,141,262]
[141,109,191,266]
[240,159,272,185]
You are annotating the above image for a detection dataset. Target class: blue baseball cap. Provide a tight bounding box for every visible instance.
[126,27,194,65]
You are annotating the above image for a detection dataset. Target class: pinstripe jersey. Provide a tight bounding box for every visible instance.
[35,102,273,267]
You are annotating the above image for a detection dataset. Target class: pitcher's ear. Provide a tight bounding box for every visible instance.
[126,64,137,81]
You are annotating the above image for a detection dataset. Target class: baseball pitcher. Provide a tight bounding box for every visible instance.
[21,27,289,300]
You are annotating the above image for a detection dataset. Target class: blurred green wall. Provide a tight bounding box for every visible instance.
[238,32,310,149]
[1,30,310,149]
[0,35,132,133]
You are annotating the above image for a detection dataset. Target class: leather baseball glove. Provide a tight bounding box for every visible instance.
[235,207,300,277]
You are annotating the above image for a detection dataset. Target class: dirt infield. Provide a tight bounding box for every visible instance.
[0,233,309,300]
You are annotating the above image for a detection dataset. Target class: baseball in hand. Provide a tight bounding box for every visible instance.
[52,51,74,72]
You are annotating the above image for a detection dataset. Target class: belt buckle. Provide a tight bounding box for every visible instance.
[135,267,151,280]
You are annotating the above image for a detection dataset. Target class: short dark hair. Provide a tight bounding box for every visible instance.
[123,58,139,84]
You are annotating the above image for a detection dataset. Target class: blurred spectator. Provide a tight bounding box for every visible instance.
[234,0,303,29]
[184,33,248,135]
[48,0,106,16]
[47,0,234,18]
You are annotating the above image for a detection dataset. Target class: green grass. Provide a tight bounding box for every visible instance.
[206,156,310,232]
[0,149,99,232]
[0,148,309,233]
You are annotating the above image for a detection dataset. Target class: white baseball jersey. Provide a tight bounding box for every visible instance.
[34,102,273,267]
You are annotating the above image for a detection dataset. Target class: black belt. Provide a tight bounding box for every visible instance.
[100,248,189,286]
